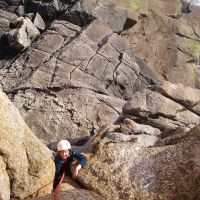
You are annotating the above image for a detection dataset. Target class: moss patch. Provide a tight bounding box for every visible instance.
[122,0,143,11]
[179,23,194,38]
[184,39,200,58]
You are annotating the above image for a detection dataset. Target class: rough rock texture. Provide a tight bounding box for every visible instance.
[61,0,138,32]
[5,16,40,52]
[0,18,157,144]
[77,121,200,200]
[1,1,200,199]
[33,13,46,31]
[0,9,17,38]
[150,81,200,115]
[74,81,200,200]
[10,88,125,144]
[29,189,105,200]
[0,89,55,199]
[0,19,156,99]
[0,9,17,59]
[0,157,10,200]
[121,0,200,89]
[26,0,59,20]
[122,89,200,133]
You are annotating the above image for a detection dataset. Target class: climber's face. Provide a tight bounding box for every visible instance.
[59,149,70,160]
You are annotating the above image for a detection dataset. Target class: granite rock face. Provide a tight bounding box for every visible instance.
[0,0,200,199]
[75,81,200,200]
[73,82,200,200]
[0,18,157,144]
[78,125,200,200]
[11,88,126,144]
[0,157,10,200]
[121,0,200,89]
[0,89,55,199]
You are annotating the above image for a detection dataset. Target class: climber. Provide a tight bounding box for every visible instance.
[53,139,87,191]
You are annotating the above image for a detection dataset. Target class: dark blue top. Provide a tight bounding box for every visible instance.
[53,150,87,190]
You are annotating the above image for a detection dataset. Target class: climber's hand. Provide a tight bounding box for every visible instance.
[72,164,82,178]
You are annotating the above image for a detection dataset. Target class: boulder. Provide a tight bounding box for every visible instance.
[5,16,40,52]
[0,89,55,199]
[77,124,200,200]
[123,89,200,132]
[150,81,200,115]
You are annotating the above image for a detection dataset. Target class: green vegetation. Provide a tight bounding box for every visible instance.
[179,23,193,37]
[123,0,143,11]
[184,39,200,58]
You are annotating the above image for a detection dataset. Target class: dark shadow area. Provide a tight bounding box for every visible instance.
[123,18,137,31]
[0,34,20,59]
[59,11,95,27]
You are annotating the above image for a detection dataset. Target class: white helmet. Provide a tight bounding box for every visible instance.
[57,140,71,151]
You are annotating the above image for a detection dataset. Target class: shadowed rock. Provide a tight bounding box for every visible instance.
[4,17,40,52]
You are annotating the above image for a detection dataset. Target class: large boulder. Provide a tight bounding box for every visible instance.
[150,81,200,115]
[122,89,200,133]
[75,82,200,200]
[4,16,40,52]
[0,89,55,199]
[77,123,200,200]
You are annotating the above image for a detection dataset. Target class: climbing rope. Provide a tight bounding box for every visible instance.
[54,172,65,200]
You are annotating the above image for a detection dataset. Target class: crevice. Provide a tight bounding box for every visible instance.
[4,84,108,98]
[113,53,123,85]
[175,32,200,42]
[98,98,120,114]
[176,46,190,56]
